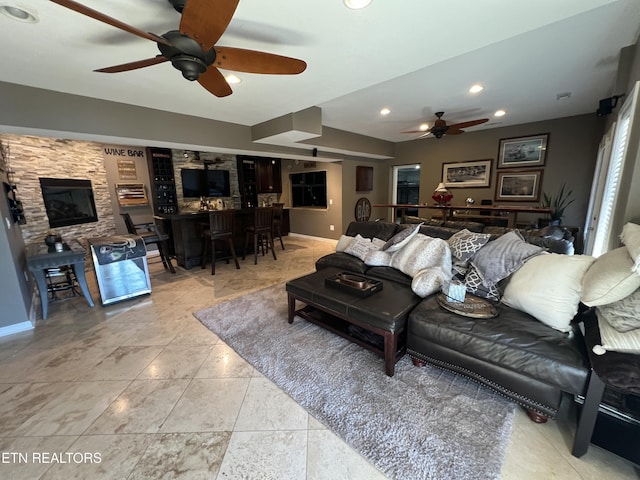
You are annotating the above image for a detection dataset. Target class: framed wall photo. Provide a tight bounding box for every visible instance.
[497,134,548,168]
[494,169,544,202]
[442,159,492,188]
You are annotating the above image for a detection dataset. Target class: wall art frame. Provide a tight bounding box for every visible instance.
[497,133,549,168]
[494,169,544,202]
[442,159,492,188]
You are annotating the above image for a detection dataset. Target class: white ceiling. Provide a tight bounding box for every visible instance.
[1,0,640,149]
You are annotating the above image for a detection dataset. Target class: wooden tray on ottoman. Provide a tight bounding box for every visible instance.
[436,293,499,318]
[325,272,383,297]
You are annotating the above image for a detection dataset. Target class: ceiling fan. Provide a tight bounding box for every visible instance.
[402,112,489,139]
[49,0,307,98]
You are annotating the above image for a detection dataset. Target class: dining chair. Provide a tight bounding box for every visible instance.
[121,213,175,273]
[243,207,277,265]
[201,210,240,275]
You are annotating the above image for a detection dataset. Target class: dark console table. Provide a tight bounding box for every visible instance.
[26,239,95,320]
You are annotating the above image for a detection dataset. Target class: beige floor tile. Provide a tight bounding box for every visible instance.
[307,429,388,480]
[77,345,163,381]
[194,343,254,379]
[160,378,250,432]
[234,377,309,432]
[86,379,190,434]
[40,434,155,480]
[12,381,130,436]
[136,345,212,379]
[218,430,307,480]
[127,432,230,480]
[0,435,78,479]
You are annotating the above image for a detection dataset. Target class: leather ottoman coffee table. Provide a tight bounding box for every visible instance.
[286,267,421,376]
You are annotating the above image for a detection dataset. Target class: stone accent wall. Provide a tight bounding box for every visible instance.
[0,133,115,248]
[172,151,241,210]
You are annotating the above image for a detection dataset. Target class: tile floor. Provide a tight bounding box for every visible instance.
[0,235,638,479]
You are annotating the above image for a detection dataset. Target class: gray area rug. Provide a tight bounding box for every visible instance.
[194,283,515,480]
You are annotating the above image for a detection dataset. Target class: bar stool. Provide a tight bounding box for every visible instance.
[201,210,240,275]
[243,207,277,265]
[272,203,285,250]
[121,213,175,273]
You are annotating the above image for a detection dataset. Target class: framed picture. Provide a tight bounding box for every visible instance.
[442,159,492,188]
[494,169,544,202]
[497,134,548,168]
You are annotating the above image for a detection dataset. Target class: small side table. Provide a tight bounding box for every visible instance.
[26,239,95,320]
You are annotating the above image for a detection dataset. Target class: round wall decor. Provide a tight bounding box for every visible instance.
[354,197,371,221]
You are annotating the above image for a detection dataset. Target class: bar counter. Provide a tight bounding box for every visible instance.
[156,208,289,269]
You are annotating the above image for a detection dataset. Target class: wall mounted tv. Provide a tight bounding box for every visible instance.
[39,177,99,228]
[181,168,230,198]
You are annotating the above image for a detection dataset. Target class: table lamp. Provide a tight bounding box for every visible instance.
[432,182,453,205]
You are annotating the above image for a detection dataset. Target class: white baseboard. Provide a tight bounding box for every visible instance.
[0,321,34,338]
[288,233,338,243]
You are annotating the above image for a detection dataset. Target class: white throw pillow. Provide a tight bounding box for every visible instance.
[336,235,354,252]
[502,253,596,332]
[364,250,393,267]
[593,313,640,355]
[621,222,640,274]
[344,234,382,261]
[411,267,450,298]
[390,234,452,278]
[581,247,640,306]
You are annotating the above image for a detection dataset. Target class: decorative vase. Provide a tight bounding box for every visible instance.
[432,182,453,205]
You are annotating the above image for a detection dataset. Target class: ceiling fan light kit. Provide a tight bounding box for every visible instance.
[50,0,307,97]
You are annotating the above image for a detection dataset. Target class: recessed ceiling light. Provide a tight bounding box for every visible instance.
[380,107,391,116]
[225,74,241,84]
[419,123,429,131]
[0,5,38,23]
[469,84,484,94]
[344,0,372,9]
[495,110,506,117]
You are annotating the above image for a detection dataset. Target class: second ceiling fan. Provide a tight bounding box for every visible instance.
[49,0,307,98]
[403,112,489,139]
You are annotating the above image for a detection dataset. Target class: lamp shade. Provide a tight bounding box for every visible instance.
[434,182,448,192]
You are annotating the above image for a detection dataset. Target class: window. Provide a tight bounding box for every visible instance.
[291,171,327,207]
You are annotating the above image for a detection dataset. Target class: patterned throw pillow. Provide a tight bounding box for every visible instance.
[344,234,382,261]
[381,223,422,252]
[463,265,501,301]
[448,229,491,262]
[597,287,640,332]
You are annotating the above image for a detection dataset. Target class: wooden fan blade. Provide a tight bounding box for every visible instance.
[50,0,172,47]
[94,56,168,73]
[198,67,233,97]
[401,130,428,134]
[213,47,307,74]
[180,0,239,50]
[447,118,489,130]
[446,129,464,135]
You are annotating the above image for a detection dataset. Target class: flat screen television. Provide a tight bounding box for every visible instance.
[39,177,99,228]
[181,168,230,198]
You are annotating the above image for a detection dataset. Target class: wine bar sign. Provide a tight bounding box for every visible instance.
[102,145,147,180]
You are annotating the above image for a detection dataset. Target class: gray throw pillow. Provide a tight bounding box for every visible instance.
[463,265,501,301]
[381,223,422,252]
[470,230,543,288]
[597,287,640,332]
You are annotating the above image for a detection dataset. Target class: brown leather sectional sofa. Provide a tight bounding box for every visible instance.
[315,219,593,455]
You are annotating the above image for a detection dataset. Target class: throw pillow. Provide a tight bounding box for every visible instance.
[470,230,544,288]
[381,223,422,252]
[336,234,354,252]
[596,287,640,332]
[621,222,640,274]
[411,267,450,298]
[581,247,640,306]
[501,253,596,332]
[364,249,393,267]
[389,234,452,278]
[463,265,501,301]
[593,313,640,355]
[448,229,491,262]
[344,234,381,261]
